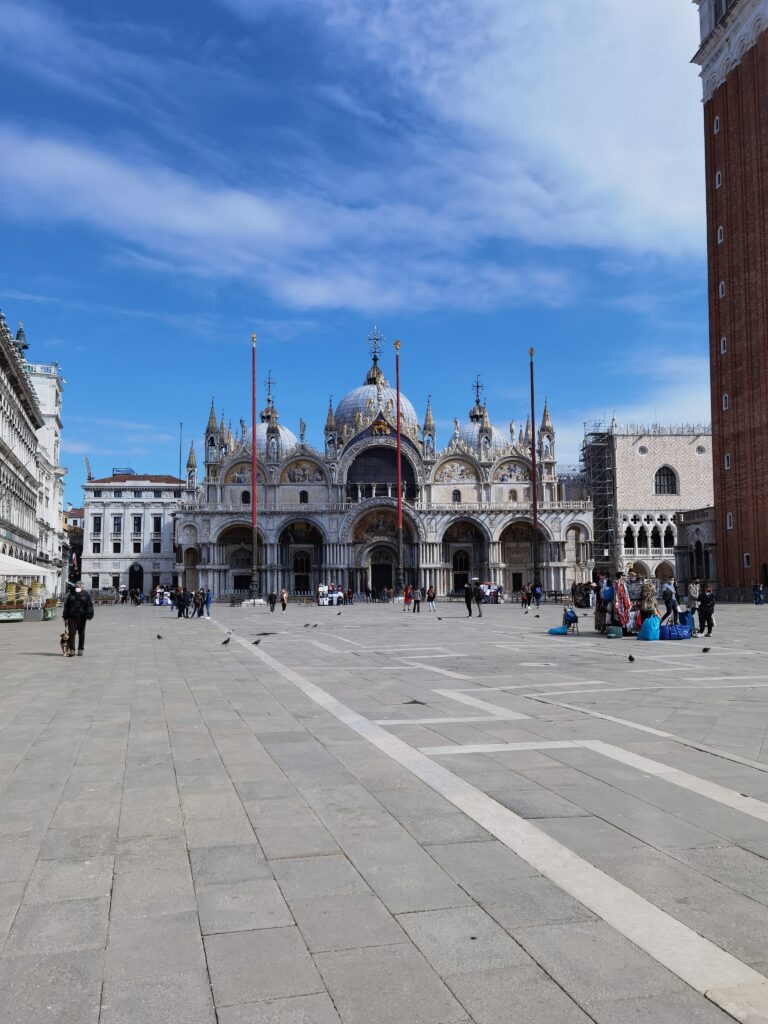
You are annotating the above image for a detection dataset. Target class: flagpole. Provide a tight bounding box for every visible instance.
[250,332,259,600]
[529,347,540,588]
[395,339,404,596]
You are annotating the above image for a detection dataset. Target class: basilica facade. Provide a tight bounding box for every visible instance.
[174,345,593,597]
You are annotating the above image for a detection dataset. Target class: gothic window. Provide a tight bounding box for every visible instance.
[654,466,678,495]
[452,490,461,504]
[651,526,661,548]
[663,525,675,549]
[299,490,309,504]
[637,525,648,548]
[623,526,635,550]
[241,490,251,505]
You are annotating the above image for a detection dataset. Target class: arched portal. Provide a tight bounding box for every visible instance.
[655,560,675,580]
[279,521,324,594]
[219,524,264,594]
[369,544,397,595]
[443,520,486,593]
[498,522,548,593]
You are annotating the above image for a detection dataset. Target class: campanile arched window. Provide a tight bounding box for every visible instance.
[654,466,678,495]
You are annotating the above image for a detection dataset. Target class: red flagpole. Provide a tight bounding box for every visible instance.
[395,339,404,594]
[250,332,258,598]
[529,346,539,587]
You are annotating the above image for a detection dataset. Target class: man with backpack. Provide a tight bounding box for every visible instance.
[62,583,95,657]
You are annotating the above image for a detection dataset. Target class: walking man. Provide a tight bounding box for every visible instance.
[412,586,422,613]
[204,588,212,619]
[63,582,94,657]
[268,592,277,613]
[688,578,700,615]
[464,580,474,617]
[660,577,679,625]
[280,588,288,613]
[472,578,483,618]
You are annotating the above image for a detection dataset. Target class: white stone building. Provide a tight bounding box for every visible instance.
[26,352,67,595]
[0,311,44,569]
[81,473,190,594]
[174,341,594,597]
[584,420,713,580]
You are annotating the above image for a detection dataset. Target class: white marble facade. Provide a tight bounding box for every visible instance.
[175,348,593,597]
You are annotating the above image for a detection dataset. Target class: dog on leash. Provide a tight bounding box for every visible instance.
[59,629,70,656]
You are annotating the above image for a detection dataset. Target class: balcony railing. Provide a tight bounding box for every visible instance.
[177,499,591,515]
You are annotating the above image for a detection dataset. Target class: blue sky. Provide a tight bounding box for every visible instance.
[0,1,709,504]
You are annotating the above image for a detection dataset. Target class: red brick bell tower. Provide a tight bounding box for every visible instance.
[692,0,768,594]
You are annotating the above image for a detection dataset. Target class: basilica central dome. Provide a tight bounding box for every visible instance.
[333,352,418,436]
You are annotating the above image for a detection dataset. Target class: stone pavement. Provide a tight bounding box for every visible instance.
[1,599,768,1023]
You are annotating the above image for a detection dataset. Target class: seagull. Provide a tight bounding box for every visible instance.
[252,640,261,645]
[628,654,635,663]
[156,634,163,640]
[702,647,711,653]
[221,637,231,646]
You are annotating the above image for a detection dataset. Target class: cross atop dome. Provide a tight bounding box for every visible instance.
[364,325,387,386]
[469,375,485,421]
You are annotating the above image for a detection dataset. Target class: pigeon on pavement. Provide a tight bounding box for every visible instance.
[628,654,635,663]
[312,624,318,628]
[702,647,711,653]
[252,640,261,645]
[221,637,231,645]
[303,623,310,628]
[156,634,163,640]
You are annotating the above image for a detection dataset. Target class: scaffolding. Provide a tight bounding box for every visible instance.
[581,421,618,577]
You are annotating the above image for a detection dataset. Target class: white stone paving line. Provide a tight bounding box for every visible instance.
[208,618,768,1024]
[431,688,531,720]
[374,714,528,726]
[526,694,768,776]
[419,738,768,827]
[524,680,768,698]
[306,638,347,654]
[396,663,471,680]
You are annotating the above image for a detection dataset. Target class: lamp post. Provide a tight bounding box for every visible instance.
[249,332,259,600]
[529,347,540,588]
[395,338,404,596]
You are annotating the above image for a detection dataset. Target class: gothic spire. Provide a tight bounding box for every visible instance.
[422,395,435,434]
[540,398,553,433]
[523,416,531,446]
[325,396,336,432]
[227,420,234,448]
[206,399,217,435]
[219,412,227,439]
[186,441,197,469]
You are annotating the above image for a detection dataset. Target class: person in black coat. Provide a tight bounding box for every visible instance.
[464,581,474,617]
[698,583,716,637]
[62,584,94,657]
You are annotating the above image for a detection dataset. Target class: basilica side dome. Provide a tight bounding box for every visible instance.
[252,420,298,457]
[454,395,510,458]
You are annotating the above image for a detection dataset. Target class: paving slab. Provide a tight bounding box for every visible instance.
[3,604,768,1023]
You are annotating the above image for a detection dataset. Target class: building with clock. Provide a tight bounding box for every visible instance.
[174,336,594,598]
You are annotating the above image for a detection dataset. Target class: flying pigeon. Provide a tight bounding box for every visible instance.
[628,654,635,663]
[221,637,231,645]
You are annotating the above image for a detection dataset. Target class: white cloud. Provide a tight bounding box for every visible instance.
[225,0,706,256]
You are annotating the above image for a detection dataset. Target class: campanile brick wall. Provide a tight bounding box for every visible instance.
[703,26,768,589]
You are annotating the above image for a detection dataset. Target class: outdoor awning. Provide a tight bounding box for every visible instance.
[0,553,44,577]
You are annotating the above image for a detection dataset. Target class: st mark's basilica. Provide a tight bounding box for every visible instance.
[174,336,593,597]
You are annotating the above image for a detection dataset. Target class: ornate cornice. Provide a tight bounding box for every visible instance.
[693,0,768,101]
